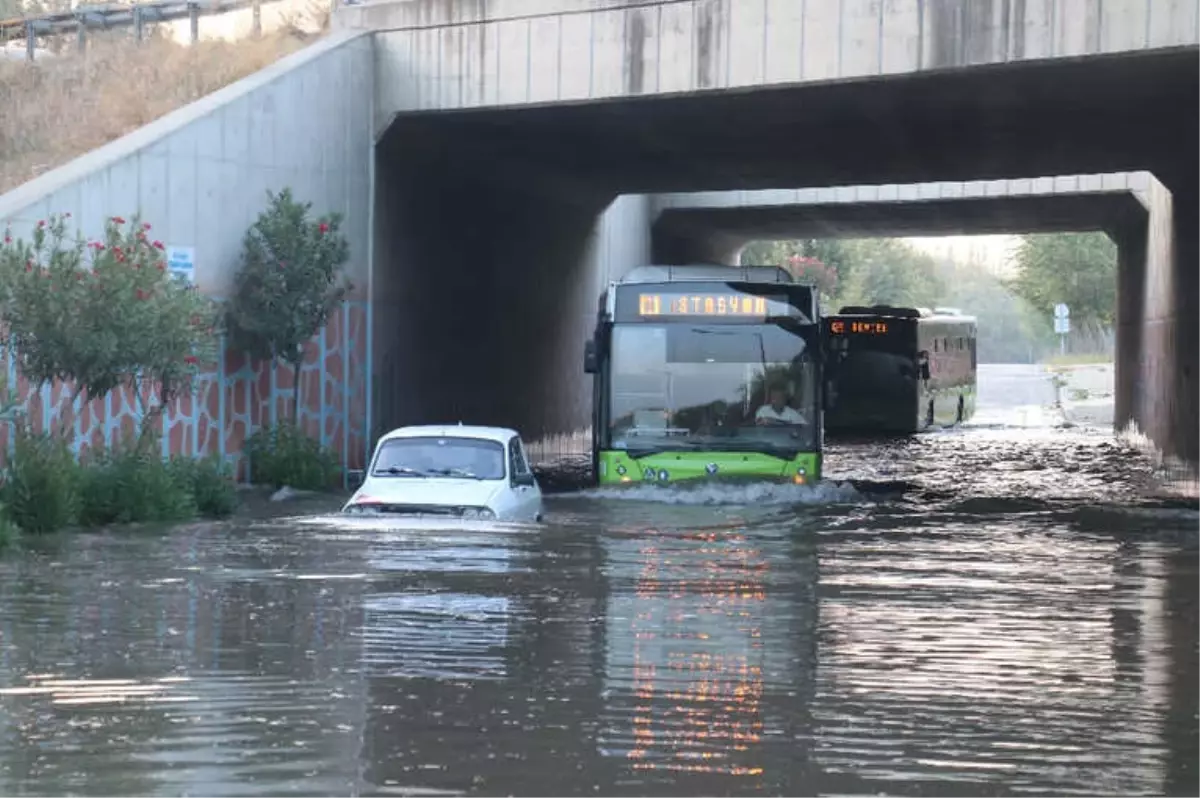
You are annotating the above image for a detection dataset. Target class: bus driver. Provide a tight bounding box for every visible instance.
[755,385,807,426]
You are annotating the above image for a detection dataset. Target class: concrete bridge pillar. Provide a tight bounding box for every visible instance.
[1115,174,1198,467]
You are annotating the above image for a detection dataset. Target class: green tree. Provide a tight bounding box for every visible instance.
[932,256,1053,363]
[1009,232,1117,328]
[831,238,944,310]
[225,188,351,421]
[0,214,218,436]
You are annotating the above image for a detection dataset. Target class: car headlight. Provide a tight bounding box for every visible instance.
[462,507,495,520]
[345,503,378,515]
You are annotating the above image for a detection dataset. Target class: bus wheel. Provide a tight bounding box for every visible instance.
[956,396,964,426]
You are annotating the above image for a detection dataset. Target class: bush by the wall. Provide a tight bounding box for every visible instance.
[245,422,340,491]
[0,507,19,550]
[78,444,197,527]
[170,455,238,518]
[1,428,81,535]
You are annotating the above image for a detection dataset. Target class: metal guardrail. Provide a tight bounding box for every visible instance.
[1,0,288,60]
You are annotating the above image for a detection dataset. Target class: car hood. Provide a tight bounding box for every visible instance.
[348,477,504,509]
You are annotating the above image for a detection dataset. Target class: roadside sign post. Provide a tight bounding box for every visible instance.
[1053,303,1070,355]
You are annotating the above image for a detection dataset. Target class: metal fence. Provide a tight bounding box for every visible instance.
[1,0,287,60]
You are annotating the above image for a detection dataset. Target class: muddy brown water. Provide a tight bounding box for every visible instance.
[0,365,1195,797]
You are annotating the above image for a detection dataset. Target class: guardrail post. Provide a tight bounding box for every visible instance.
[24,20,35,61]
[76,19,86,52]
[252,0,261,37]
[188,2,199,43]
[133,6,143,43]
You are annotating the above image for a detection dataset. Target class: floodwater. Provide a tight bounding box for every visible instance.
[0,364,1196,797]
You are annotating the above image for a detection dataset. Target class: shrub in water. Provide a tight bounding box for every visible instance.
[169,455,238,518]
[78,442,196,527]
[0,506,19,550]
[245,422,340,491]
[1,428,81,534]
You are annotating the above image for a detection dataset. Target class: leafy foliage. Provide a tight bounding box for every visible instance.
[245,422,341,491]
[1009,233,1117,327]
[784,255,838,299]
[0,214,219,430]
[0,510,18,551]
[78,440,197,527]
[169,455,239,519]
[225,188,351,418]
[0,214,232,535]
[0,426,81,535]
[741,237,944,312]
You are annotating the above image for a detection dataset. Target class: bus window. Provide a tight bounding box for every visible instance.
[933,339,939,352]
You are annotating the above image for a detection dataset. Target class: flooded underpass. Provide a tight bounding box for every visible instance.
[0,366,1196,796]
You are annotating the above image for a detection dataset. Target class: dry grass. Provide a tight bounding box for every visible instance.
[0,28,314,194]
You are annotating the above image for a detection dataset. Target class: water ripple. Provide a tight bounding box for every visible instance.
[0,367,1194,797]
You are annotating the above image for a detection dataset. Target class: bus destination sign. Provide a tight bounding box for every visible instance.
[830,320,890,335]
[638,292,786,318]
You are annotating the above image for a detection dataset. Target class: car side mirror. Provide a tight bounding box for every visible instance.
[514,472,536,487]
[346,469,365,489]
[584,340,598,374]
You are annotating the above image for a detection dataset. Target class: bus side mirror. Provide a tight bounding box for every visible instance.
[918,351,931,381]
[584,340,598,374]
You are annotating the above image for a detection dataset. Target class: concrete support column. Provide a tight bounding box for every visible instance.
[1161,182,1200,463]
[1114,221,1147,433]
[1122,173,1198,467]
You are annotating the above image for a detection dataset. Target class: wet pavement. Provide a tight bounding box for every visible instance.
[0,364,1196,797]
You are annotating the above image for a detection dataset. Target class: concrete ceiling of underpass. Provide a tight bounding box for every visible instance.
[651,191,1148,244]
[378,46,1198,197]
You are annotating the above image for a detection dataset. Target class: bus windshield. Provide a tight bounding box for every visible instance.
[828,333,917,390]
[607,323,818,457]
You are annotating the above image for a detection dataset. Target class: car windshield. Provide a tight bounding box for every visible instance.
[607,324,818,456]
[371,436,506,480]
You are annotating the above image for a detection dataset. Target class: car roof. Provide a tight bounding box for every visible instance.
[377,424,519,445]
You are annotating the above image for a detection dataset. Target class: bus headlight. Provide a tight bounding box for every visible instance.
[793,467,807,485]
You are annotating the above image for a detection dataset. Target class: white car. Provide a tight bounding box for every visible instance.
[343,425,543,522]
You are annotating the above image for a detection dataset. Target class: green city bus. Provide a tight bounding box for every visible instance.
[583,265,823,487]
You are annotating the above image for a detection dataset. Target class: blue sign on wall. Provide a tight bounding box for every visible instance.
[166,245,195,285]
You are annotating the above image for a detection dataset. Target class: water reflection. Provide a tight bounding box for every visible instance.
[598,521,817,794]
[0,524,369,797]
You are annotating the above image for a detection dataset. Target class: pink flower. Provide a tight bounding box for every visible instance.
[112,216,126,225]
[318,222,329,235]
[152,240,164,250]
[142,222,151,230]
[184,355,198,365]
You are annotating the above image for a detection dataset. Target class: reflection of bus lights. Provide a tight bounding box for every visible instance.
[621,532,770,778]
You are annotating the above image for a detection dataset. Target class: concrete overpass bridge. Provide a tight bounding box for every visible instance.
[0,0,1195,474]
